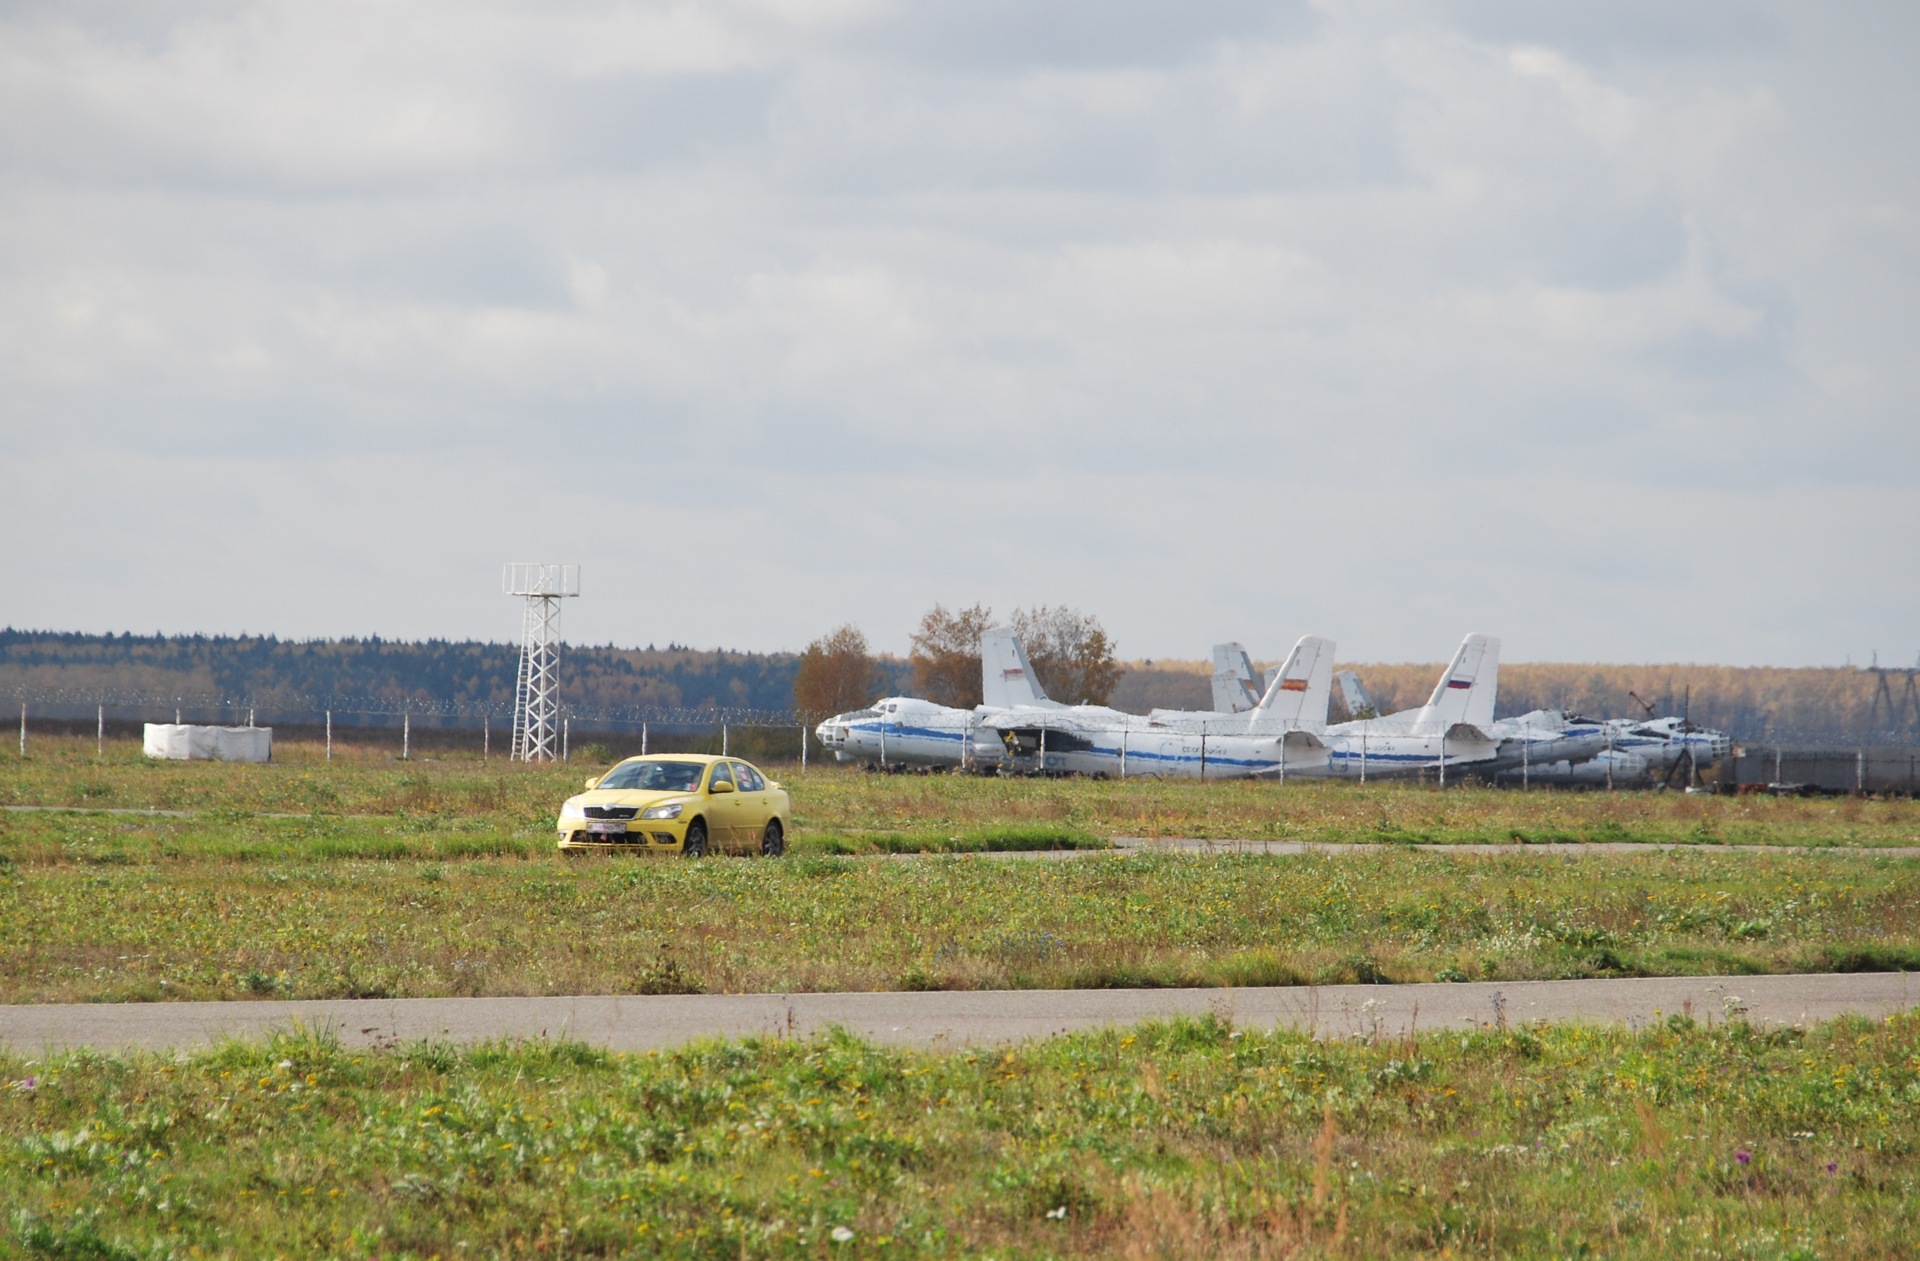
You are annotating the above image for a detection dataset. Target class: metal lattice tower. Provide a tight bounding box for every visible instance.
[503,563,580,761]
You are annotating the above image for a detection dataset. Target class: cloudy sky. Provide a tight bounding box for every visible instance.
[3,1,1915,666]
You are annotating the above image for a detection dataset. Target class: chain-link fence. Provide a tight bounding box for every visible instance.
[4,687,823,766]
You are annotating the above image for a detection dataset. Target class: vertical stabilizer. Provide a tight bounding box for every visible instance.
[1211,643,1261,713]
[1334,670,1378,721]
[1247,636,1336,733]
[1410,634,1500,734]
[981,627,1059,709]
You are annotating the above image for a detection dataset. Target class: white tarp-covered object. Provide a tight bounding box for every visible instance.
[142,724,273,762]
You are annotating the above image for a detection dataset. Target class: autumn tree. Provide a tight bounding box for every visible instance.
[1010,605,1122,705]
[791,624,885,719]
[910,603,995,707]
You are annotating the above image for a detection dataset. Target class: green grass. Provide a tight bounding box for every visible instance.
[4,738,1920,1004]
[5,734,1920,848]
[4,808,1917,1002]
[5,1013,1919,1257]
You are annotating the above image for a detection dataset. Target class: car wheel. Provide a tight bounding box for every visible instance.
[682,821,708,859]
[760,819,785,858]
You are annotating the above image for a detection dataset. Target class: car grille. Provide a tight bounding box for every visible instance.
[585,806,638,820]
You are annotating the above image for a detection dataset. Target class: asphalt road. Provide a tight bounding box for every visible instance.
[4,973,1913,1056]
[1110,837,1920,858]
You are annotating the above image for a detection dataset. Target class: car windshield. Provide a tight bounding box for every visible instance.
[595,760,706,793]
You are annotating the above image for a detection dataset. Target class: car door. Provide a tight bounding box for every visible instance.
[706,760,744,851]
[730,761,773,844]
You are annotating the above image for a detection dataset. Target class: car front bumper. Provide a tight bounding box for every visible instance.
[556,817,690,852]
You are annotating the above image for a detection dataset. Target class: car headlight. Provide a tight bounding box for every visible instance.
[559,798,585,821]
[640,801,686,820]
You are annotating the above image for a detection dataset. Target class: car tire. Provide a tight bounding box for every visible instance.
[682,821,708,859]
[760,819,785,858]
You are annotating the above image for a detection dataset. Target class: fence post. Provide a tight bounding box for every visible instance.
[801,722,808,770]
[326,710,332,761]
[402,710,411,760]
[641,721,648,755]
[18,702,24,757]
[1280,732,1287,784]
[562,717,570,762]
[1120,725,1128,779]
[1438,730,1446,789]
[1522,726,1530,790]
[721,721,727,756]
[1199,733,1207,780]
[1361,730,1367,783]
[483,715,489,761]
[97,705,104,757]
[248,707,255,728]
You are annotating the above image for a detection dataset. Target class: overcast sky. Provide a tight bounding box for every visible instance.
[3,1,1915,666]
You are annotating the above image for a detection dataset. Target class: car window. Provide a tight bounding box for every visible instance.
[734,763,764,792]
[598,760,704,792]
[708,762,734,790]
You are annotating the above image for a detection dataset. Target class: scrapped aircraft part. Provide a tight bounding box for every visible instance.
[1212,642,1262,713]
[1334,670,1379,721]
[981,627,1061,710]
[996,726,1096,756]
[143,724,272,763]
[1495,748,1649,788]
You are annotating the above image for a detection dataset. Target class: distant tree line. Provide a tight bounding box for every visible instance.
[0,629,821,716]
[5,628,1911,742]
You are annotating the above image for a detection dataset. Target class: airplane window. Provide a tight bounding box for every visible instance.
[708,762,735,790]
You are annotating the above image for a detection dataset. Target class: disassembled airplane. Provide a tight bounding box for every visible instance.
[812,696,998,770]
[815,626,1733,789]
[974,628,1333,778]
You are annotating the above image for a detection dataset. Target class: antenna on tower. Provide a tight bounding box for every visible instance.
[503,563,580,761]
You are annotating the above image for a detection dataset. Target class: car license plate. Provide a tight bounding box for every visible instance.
[586,820,627,835]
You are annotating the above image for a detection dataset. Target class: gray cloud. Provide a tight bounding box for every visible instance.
[1,0,1916,666]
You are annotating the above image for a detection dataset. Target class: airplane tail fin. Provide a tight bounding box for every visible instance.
[1247,635,1336,733]
[1411,634,1500,734]
[1211,643,1261,713]
[1334,670,1379,721]
[981,627,1058,709]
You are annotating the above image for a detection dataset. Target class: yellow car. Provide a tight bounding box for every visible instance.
[556,754,791,857]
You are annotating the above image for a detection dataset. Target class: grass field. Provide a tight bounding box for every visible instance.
[6,733,1920,848]
[3,736,1920,1003]
[5,813,1918,1003]
[6,1013,1918,1258]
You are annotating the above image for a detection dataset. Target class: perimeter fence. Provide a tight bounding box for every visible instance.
[3,687,821,765]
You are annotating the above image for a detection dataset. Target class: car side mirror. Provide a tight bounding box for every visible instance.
[584,777,599,790]
[710,780,735,794]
